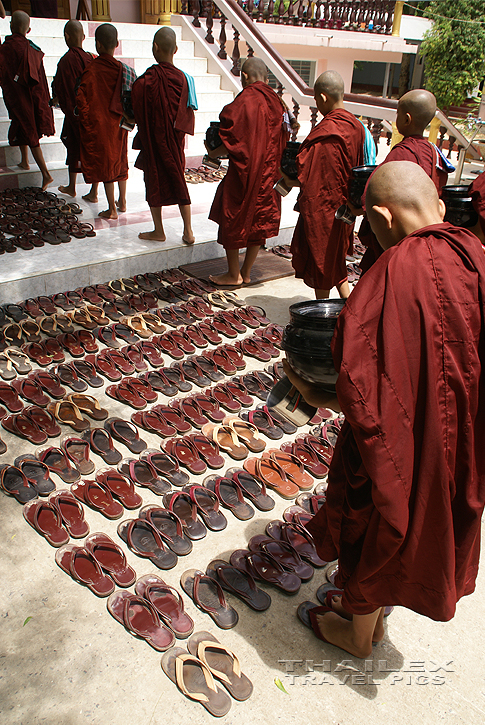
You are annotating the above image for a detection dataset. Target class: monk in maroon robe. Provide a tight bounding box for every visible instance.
[132,27,195,244]
[357,89,450,273]
[285,161,485,658]
[283,71,364,299]
[469,171,485,246]
[0,11,54,189]
[77,24,136,219]
[52,20,94,198]
[207,57,287,286]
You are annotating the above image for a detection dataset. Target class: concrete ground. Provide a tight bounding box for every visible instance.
[1,140,484,725]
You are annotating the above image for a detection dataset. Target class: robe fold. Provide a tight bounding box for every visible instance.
[359,135,449,272]
[209,81,287,249]
[76,54,128,184]
[290,109,364,290]
[0,33,54,148]
[52,47,94,173]
[306,222,485,622]
[470,171,485,236]
[132,62,194,208]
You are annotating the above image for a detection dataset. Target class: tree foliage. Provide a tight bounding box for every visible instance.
[420,0,485,109]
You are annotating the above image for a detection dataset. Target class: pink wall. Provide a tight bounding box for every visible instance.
[69,1,141,23]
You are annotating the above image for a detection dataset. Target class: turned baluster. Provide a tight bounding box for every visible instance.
[246,42,255,57]
[247,0,254,19]
[276,81,284,97]
[277,0,286,25]
[385,0,394,34]
[310,106,318,128]
[376,0,385,32]
[357,0,365,30]
[334,2,342,29]
[447,136,456,159]
[287,0,294,24]
[386,131,392,146]
[297,0,305,26]
[231,28,241,76]
[267,0,275,23]
[181,0,189,15]
[292,98,300,140]
[257,0,264,22]
[218,14,227,59]
[205,1,214,43]
[350,0,358,30]
[321,0,330,28]
[371,118,383,151]
[438,126,447,150]
[191,0,201,27]
[312,0,322,27]
[366,0,375,31]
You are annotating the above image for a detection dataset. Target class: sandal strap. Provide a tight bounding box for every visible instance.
[193,571,227,613]
[175,654,217,702]
[196,640,241,683]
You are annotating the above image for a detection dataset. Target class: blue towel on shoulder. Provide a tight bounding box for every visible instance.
[183,72,198,111]
[360,120,376,165]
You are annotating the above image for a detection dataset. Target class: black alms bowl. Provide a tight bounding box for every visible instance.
[282,299,346,391]
[348,165,377,208]
[442,185,478,228]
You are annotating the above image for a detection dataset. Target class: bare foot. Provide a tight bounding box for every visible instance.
[138,230,166,242]
[209,272,243,287]
[98,209,118,220]
[327,595,385,642]
[182,235,195,245]
[18,161,30,170]
[42,174,54,191]
[58,185,76,197]
[82,192,98,203]
[315,612,374,658]
[116,199,126,212]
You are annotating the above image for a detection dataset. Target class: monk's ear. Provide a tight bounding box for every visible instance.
[438,198,446,221]
[371,204,393,229]
[174,43,178,55]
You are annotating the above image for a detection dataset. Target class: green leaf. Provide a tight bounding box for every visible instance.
[23,617,32,627]
[274,677,289,694]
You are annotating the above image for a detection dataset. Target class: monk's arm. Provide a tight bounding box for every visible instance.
[205,141,228,159]
[0,2,5,19]
[282,359,341,412]
[279,168,300,188]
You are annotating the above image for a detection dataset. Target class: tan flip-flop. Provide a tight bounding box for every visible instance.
[202,423,248,460]
[223,416,265,453]
[161,646,232,717]
[187,631,253,701]
[48,400,90,432]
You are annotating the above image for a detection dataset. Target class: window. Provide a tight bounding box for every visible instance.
[268,59,315,89]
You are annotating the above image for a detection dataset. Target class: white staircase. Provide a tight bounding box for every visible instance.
[0,17,235,189]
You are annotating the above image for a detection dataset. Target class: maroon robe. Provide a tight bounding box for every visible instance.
[470,172,485,236]
[53,47,94,173]
[307,222,485,621]
[132,62,194,208]
[0,33,54,148]
[76,54,128,184]
[291,109,364,290]
[209,81,287,249]
[359,135,449,272]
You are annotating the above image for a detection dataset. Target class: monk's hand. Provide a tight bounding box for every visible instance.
[346,199,364,217]
[205,141,227,159]
[282,359,341,412]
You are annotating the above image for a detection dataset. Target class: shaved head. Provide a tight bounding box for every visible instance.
[314,70,345,101]
[366,161,444,248]
[154,26,176,54]
[95,23,118,51]
[397,89,436,134]
[64,19,84,48]
[11,10,30,35]
[241,57,268,82]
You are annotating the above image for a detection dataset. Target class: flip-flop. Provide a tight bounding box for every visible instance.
[243,457,299,500]
[162,491,207,541]
[204,477,254,521]
[161,646,231,717]
[66,393,108,421]
[265,520,328,567]
[31,370,65,399]
[24,499,70,546]
[0,382,23,412]
[183,484,227,531]
[84,428,122,465]
[229,549,301,594]
[164,437,207,475]
[95,469,143,509]
[241,409,282,440]
[118,458,170,496]
[131,410,177,439]
[12,378,50,407]
[3,347,32,375]
[224,417,265,453]
[49,490,89,538]
[36,445,81,484]
[187,432,224,469]
[206,558,271,612]
[47,400,90,432]
[84,532,136,587]
[0,465,37,503]
[139,449,189,488]
[187,631,253,701]
[1,412,47,445]
[248,534,314,582]
[140,370,178,397]
[135,574,194,639]
[104,417,147,454]
[55,544,115,596]
[201,423,248,460]
[180,569,238,629]
[265,449,314,491]
[138,505,193,556]
[297,601,334,643]
[14,455,56,496]
[0,353,16,381]
[71,479,124,519]
[118,518,178,570]
[226,468,275,511]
